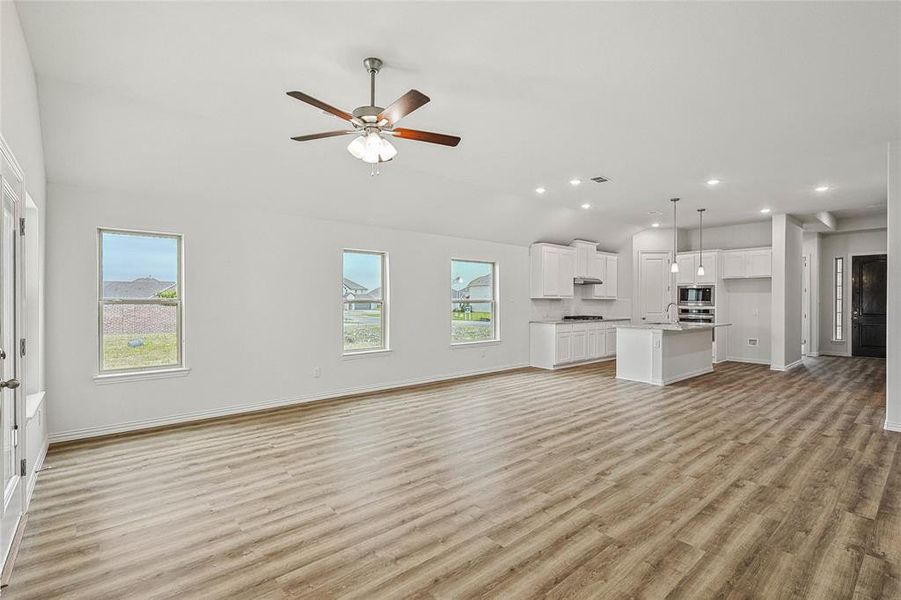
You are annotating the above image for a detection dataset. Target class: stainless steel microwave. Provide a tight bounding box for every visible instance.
[678,285,714,306]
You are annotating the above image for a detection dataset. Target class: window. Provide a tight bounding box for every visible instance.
[343,250,387,353]
[451,259,498,344]
[834,256,844,341]
[98,229,183,373]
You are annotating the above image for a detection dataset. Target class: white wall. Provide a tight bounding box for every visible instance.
[46,184,531,440]
[721,279,772,364]
[803,231,820,356]
[682,220,772,252]
[885,140,900,431]
[771,214,803,370]
[817,229,887,357]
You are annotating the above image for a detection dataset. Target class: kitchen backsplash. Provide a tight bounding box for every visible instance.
[530,293,631,321]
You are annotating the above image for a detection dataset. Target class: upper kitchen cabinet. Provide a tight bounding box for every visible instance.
[590,253,618,299]
[675,252,717,285]
[721,248,772,279]
[530,243,576,298]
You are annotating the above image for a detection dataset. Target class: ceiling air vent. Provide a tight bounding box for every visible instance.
[590,176,610,184]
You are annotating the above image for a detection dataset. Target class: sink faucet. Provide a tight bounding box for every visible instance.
[664,302,678,323]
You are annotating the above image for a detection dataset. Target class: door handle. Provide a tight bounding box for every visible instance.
[0,379,20,390]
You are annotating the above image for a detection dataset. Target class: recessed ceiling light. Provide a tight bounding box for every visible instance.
[706,179,720,186]
[651,222,660,228]
[535,187,546,194]
[570,178,581,186]
[581,203,591,210]
[815,185,830,192]
[760,208,771,214]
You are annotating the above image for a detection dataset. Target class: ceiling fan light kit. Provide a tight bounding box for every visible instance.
[287,57,461,174]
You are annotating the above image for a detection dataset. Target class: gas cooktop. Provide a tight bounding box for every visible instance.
[562,315,605,321]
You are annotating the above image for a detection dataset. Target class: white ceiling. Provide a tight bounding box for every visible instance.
[17,1,901,247]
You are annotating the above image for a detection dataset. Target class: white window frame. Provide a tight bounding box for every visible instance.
[342,249,389,355]
[833,256,844,342]
[450,258,500,346]
[97,228,185,376]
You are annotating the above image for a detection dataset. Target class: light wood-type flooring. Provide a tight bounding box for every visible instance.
[5,357,900,599]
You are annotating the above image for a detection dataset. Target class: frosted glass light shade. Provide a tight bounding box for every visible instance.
[697,264,705,276]
[671,262,680,273]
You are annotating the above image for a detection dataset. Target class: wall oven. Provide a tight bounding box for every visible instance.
[678,285,714,307]
[679,308,715,323]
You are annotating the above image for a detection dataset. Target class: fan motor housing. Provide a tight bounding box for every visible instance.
[352,105,385,123]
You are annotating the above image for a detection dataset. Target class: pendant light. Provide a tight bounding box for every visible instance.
[670,198,680,273]
[696,208,706,276]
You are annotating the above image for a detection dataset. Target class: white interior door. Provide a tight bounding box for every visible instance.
[0,178,23,566]
[640,251,672,322]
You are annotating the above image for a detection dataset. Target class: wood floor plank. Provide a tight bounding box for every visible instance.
[3,356,899,599]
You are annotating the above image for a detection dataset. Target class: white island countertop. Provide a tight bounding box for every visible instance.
[615,322,731,332]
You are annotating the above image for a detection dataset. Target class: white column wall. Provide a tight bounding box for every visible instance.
[887,140,901,431]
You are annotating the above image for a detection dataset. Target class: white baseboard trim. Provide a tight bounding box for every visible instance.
[547,356,615,370]
[771,358,804,372]
[49,363,530,443]
[818,350,851,358]
[885,420,901,433]
[806,351,820,357]
[616,366,713,386]
[725,357,771,366]
[26,438,48,506]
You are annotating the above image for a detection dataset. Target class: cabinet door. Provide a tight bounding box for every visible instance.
[676,255,696,285]
[722,252,747,279]
[605,329,617,356]
[571,326,588,361]
[746,249,772,278]
[697,252,717,284]
[540,247,560,296]
[555,331,572,363]
[557,249,575,297]
[605,256,618,298]
[589,254,607,298]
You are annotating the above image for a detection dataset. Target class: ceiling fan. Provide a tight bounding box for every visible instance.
[287,57,461,173]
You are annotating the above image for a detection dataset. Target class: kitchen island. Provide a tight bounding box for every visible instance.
[615,322,731,386]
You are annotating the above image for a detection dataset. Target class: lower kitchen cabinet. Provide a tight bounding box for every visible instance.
[530,320,625,369]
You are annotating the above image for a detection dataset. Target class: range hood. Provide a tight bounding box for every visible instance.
[573,276,603,285]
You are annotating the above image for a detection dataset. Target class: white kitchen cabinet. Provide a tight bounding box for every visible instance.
[590,253,618,299]
[530,243,576,298]
[720,248,772,279]
[605,328,617,356]
[571,240,597,278]
[571,325,588,361]
[555,327,572,363]
[746,249,772,278]
[530,321,624,369]
[676,255,696,285]
[676,252,717,285]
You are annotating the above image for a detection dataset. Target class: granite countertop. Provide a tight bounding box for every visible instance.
[615,322,732,332]
[530,318,632,324]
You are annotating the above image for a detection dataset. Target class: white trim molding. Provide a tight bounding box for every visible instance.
[886,419,901,433]
[50,363,529,443]
[26,441,48,507]
[771,358,804,372]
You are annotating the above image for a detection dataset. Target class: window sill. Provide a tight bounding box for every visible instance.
[342,349,392,360]
[451,340,501,349]
[94,367,191,385]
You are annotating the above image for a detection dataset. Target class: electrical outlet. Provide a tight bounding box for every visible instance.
[748,338,759,347]
[313,367,321,378]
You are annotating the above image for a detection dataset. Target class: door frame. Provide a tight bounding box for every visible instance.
[0,134,26,575]
[850,252,887,358]
[802,254,810,356]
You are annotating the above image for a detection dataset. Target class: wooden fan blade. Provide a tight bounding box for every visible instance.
[377,90,430,126]
[392,128,461,147]
[290,130,356,142]
[286,91,353,122]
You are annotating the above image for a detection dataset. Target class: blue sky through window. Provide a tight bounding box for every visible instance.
[343,251,382,292]
[102,232,178,282]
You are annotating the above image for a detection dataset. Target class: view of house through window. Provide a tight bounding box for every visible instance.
[99,229,183,373]
[343,250,387,353]
[451,259,497,344]
[834,256,844,341]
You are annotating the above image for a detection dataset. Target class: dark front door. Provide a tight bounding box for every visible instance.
[852,254,887,357]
